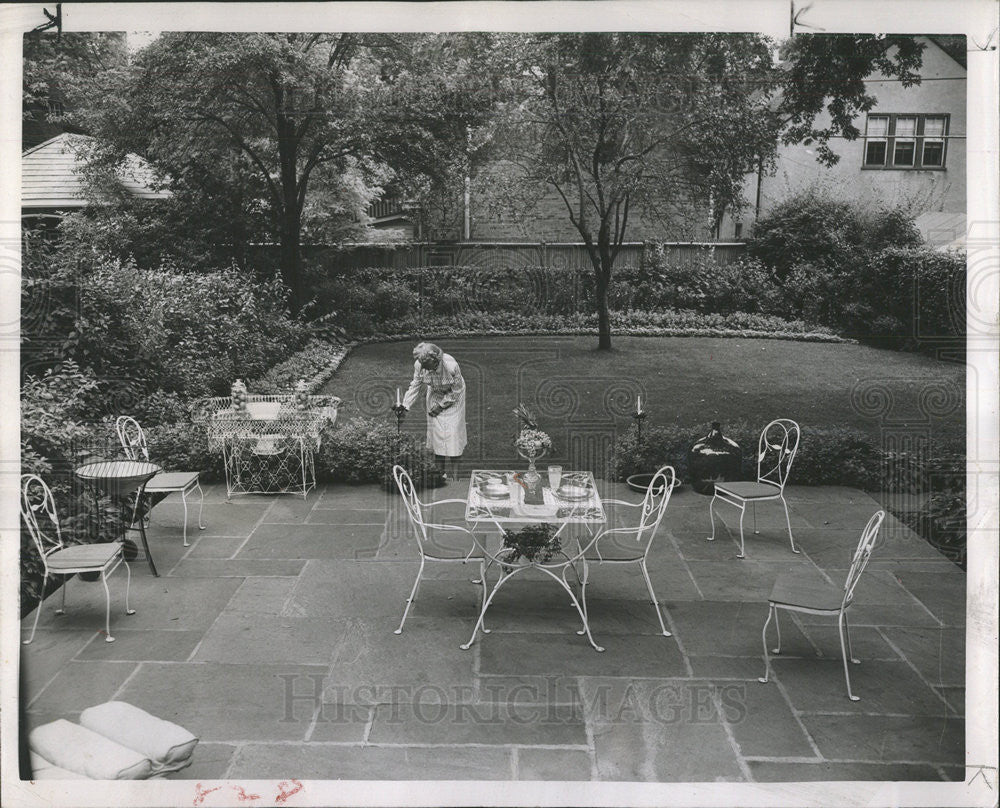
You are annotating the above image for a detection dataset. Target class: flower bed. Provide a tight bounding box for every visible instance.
[251,337,357,394]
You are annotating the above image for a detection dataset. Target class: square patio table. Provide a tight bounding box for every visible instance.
[460,469,608,652]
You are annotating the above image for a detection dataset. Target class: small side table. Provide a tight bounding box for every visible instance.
[75,460,162,577]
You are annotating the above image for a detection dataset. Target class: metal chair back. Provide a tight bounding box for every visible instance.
[634,465,677,554]
[842,510,885,608]
[20,474,64,564]
[757,419,800,491]
[393,464,431,554]
[115,416,150,462]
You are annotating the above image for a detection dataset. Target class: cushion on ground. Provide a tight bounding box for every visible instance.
[30,751,83,780]
[145,471,200,492]
[29,719,153,780]
[80,701,198,769]
[769,574,846,610]
[715,481,782,500]
[44,543,121,572]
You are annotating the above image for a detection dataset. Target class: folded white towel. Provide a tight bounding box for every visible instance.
[80,701,198,769]
[29,719,153,780]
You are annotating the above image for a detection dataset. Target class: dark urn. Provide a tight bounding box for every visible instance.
[688,422,743,495]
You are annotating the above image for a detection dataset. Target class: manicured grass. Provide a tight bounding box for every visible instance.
[321,336,965,471]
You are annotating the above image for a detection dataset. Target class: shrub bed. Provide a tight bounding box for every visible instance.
[359,310,843,344]
[607,422,966,567]
[251,337,356,394]
[316,417,444,490]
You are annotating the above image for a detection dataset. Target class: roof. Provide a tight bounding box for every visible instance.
[21,133,171,209]
[915,211,966,251]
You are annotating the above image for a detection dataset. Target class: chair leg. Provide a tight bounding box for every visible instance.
[395,560,425,634]
[758,604,774,683]
[772,608,782,654]
[843,611,859,664]
[478,559,490,634]
[737,504,747,559]
[639,559,671,636]
[838,612,859,701]
[57,576,67,614]
[101,570,115,642]
[781,494,800,554]
[195,479,207,530]
[576,557,591,635]
[181,488,191,547]
[23,572,49,645]
[706,493,719,541]
[123,558,136,616]
[753,502,759,534]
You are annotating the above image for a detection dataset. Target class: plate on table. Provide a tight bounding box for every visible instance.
[555,483,591,502]
[479,480,511,500]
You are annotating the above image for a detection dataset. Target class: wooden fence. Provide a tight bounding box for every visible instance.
[274,240,745,273]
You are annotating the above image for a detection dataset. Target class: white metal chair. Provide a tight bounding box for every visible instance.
[393,464,488,634]
[758,510,885,701]
[581,465,678,636]
[706,418,800,558]
[116,416,206,546]
[21,475,136,645]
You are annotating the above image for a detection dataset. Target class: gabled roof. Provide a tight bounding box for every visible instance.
[21,133,171,209]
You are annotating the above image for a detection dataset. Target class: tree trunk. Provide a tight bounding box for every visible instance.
[278,209,303,307]
[595,267,612,350]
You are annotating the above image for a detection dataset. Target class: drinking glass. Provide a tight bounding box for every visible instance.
[547,465,563,490]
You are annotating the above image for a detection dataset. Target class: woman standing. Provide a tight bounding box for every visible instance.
[402,342,467,481]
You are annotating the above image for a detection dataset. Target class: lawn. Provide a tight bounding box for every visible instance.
[320,336,966,472]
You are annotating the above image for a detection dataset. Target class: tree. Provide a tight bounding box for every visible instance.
[474,33,926,350]
[478,33,779,349]
[73,33,492,304]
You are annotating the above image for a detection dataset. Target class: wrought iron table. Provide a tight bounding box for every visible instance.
[461,469,609,651]
[194,395,340,499]
[74,459,162,576]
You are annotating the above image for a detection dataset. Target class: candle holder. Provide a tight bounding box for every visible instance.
[632,409,648,447]
[391,403,407,435]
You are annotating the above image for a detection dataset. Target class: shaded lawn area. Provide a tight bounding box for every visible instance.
[321,336,965,470]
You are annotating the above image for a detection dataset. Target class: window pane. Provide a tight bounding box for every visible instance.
[866,116,889,136]
[923,117,946,137]
[894,140,915,166]
[895,116,917,137]
[865,140,887,165]
[923,140,944,167]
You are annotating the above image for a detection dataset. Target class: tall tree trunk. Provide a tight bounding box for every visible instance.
[595,266,612,350]
[278,208,303,307]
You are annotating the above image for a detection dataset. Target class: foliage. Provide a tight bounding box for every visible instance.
[746,190,923,278]
[607,422,964,567]
[362,309,840,342]
[502,523,561,564]
[251,338,351,394]
[315,417,444,490]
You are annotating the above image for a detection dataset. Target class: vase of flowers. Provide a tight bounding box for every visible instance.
[513,404,552,490]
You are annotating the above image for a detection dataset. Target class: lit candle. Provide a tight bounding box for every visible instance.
[396,387,401,406]
[637,394,642,415]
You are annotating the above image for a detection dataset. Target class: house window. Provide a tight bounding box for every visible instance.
[863,114,949,169]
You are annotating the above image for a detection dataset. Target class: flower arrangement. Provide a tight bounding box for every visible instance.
[502,523,561,564]
[515,427,552,458]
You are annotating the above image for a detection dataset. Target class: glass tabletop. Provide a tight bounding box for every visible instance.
[465,469,606,524]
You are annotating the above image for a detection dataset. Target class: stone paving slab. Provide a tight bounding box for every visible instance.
[578,678,746,781]
[772,658,950,715]
[74,629,203,661]
[237,523,384,559]
[515,747,593,780]
[367,702,588,746]
[116,662,333,742]
[192,612,341,666]
[799,713,964,763]
[877,626,966,687]
[226,743,514,780]
[747,761,943,781]
[664,601,811,658]
[169,559,308,577]
[723,680,814,758]
[27,660,139,714]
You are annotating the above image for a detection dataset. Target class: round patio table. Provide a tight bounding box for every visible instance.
[74,460,162,577]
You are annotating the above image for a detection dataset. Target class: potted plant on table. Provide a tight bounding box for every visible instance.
[512,404,552,491]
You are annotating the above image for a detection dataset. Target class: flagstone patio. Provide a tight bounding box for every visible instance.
[20,481,966,782]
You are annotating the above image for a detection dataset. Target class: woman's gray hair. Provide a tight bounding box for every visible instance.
[413,342,443,362]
